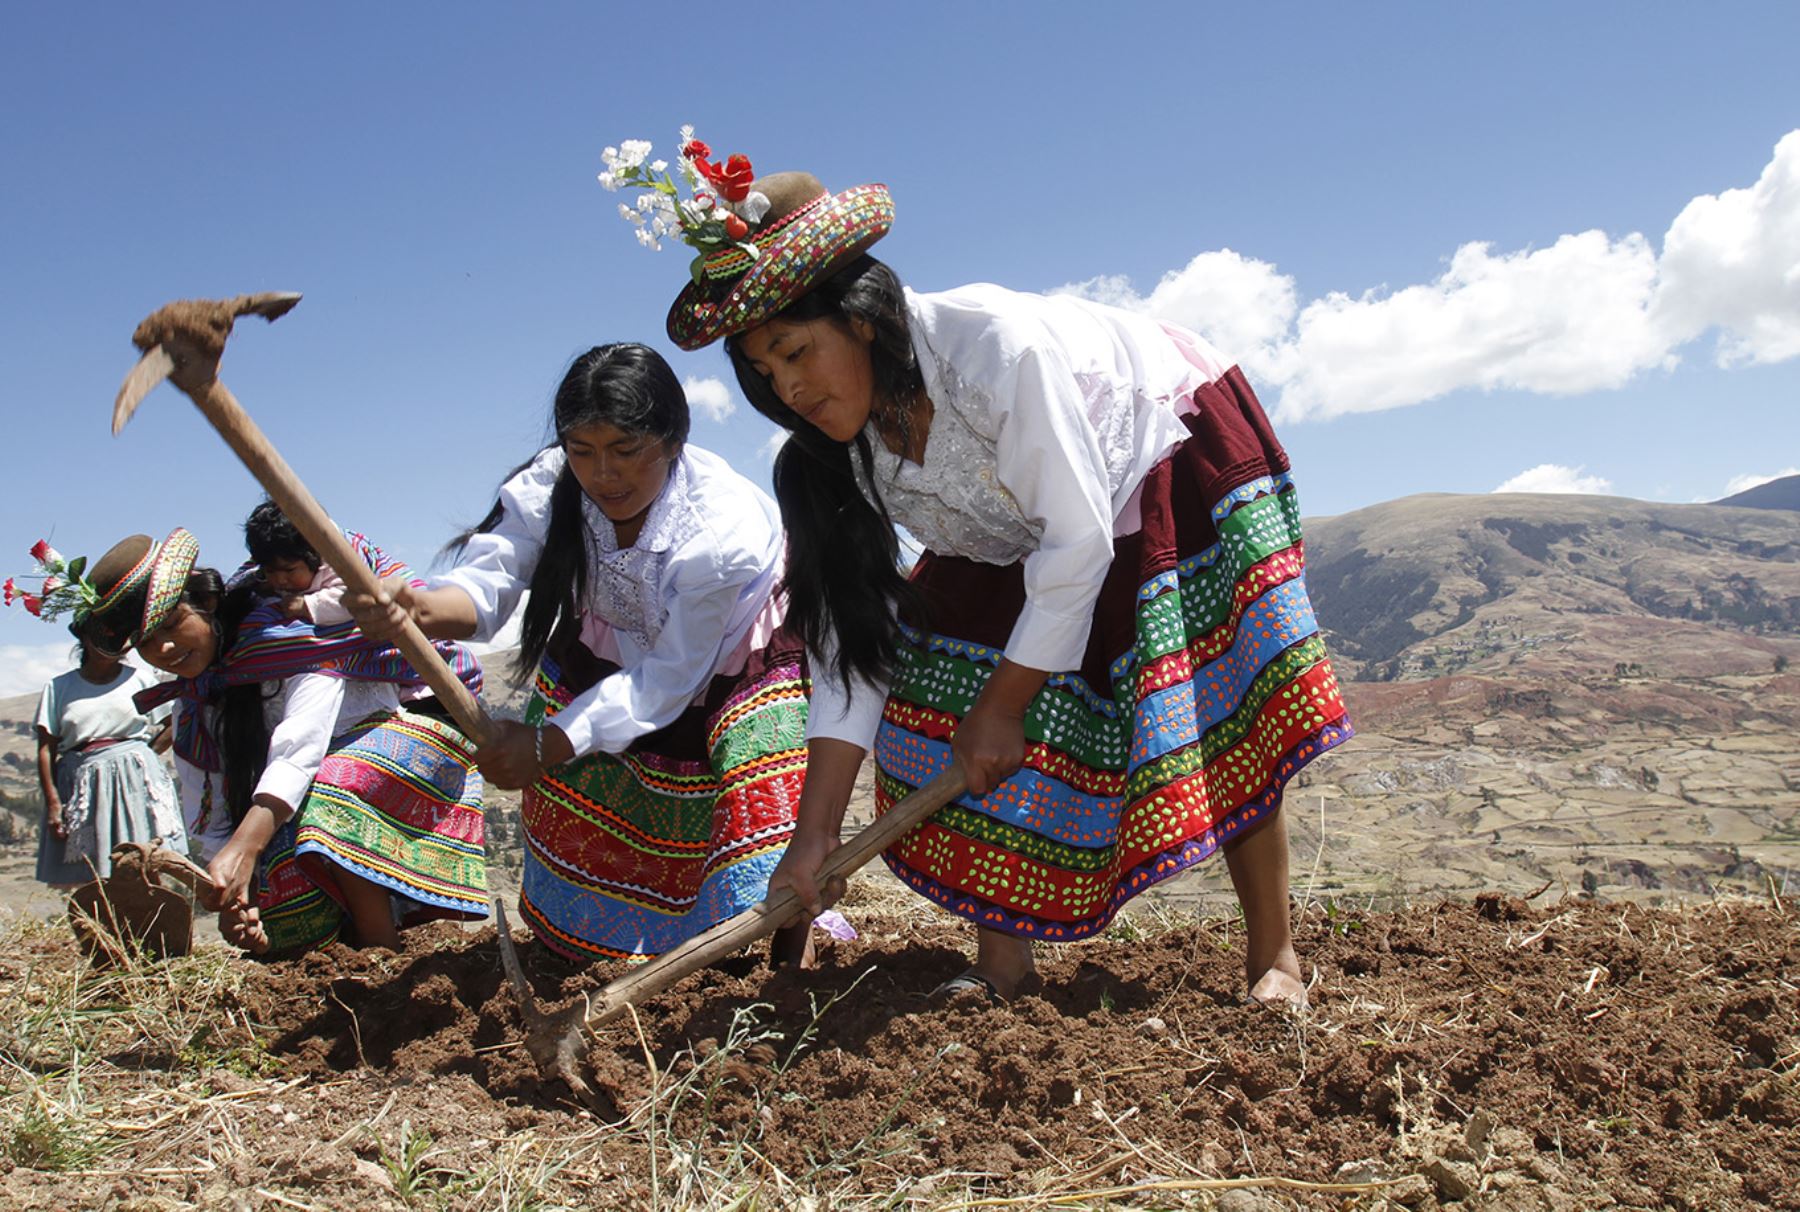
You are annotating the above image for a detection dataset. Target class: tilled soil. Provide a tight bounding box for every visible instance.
[190,894,1800,1209]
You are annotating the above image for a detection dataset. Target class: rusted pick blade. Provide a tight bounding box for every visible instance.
[112,344,175,435]
[493,897,600,1106]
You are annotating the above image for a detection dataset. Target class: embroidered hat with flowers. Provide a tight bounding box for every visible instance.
[598,127,894,351]
[6,530,199,652]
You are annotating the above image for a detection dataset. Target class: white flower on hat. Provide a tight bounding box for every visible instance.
[737,191,771,225]
[599,127,764,278]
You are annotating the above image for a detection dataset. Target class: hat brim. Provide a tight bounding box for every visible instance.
[140,529,199,637]
[666,183,894,351]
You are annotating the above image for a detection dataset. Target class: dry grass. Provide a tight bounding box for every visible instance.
[0,893,1293,1211]
[9,883,1776,1210]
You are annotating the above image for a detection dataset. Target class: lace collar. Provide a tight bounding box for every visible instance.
[578,453,699,648]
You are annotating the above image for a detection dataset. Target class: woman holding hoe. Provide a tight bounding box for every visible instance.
[352,341,814,965]
[621,132,1351,1005]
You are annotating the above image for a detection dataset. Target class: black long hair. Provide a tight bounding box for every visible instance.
[95,566,275,825]
[453,343,691,681]
[725,254,924,691]
[243,499,321,572]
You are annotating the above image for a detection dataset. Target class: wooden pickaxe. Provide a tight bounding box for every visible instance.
[112,293,495,742]
[111,294,967,1101]
[67,840,269,963]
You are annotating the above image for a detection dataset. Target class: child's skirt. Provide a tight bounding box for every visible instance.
[38,739,185,886]
[873,366,1353,940]
[254,710,489,952]
[517,637,809,961]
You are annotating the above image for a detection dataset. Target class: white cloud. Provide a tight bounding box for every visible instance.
[0,646,162,700]
[683,375,736,424]
[0,642,80,699]
[1654,130,1800,367]
[1058,130,1800,424]
[1493,464,1614,495]
[1722,466,1800,496]
[1056,250,1298,387]
[758,431,788,463]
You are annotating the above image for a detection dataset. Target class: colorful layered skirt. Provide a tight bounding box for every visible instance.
[874,366,1352,940]
[254,710,489,952]
[518,638,808,961]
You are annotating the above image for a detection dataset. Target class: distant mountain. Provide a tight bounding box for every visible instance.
[3,496,1796,907]
[1304,491,1800,681]
[1714,473,1800,512]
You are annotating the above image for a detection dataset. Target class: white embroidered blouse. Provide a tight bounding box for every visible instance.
[432,444,785,757]
[808,283,1234,749]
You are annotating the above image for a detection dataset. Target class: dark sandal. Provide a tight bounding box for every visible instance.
[929,967,1003,1004]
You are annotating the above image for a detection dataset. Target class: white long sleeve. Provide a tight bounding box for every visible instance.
[434,445,787,756]
[553,542,762,754]
[431,447,562,640]
[254,673,347,820]
[801,631,889,750]
[983,339,1120,671]
[254,673,400,820]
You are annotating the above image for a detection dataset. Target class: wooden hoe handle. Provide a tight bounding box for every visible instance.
[188,380,494,744]
[581,763,968,1028]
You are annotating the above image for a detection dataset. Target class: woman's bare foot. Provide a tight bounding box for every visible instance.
[1248,961,1309,1011]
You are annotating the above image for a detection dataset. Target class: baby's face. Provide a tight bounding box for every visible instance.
[260,557,315,594]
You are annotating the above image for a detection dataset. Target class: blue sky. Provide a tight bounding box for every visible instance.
[3,2,1797,693]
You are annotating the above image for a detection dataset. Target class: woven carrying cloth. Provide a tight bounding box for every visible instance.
[517,637,809,961]
[872,368,1352,939]
[251,710,489,953]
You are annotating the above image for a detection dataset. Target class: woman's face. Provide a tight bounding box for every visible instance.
[137,603,218,679]
[738,315,878,443]
[562,423,677,524]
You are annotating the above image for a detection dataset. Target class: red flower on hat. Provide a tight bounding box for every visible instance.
[2,578,15,607]
[29,539,58,566]
[724,214,749,239]
[40,575,62,596]
[707,154,755,203]
[682,139,712,163]
[21,593,42,617]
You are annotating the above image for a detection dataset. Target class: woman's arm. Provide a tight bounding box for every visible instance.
[960,336,1121,796]
[205,673,348,910]
[955,658,1051,798]
[345,578,482,642]
[764,737,867,919]
[35,727,64,842]
[149,715,174,754]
